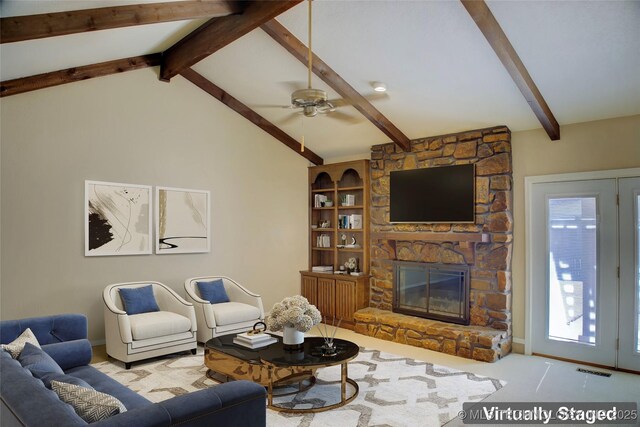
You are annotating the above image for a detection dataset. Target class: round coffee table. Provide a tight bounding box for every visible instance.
[259,337,360,413]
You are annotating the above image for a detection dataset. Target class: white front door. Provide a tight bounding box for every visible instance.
[619,177,640,372]
[531,179,618,366]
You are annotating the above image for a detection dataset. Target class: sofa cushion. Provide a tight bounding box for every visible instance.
[119,285,160,315]
[197,279,230,304]
[1,327,40,358]
[18,342,64,378]
[39,372,93,389]
[51,380,127,423]
[129,311,191,340]
[67,365,151,410]
[212,302,261,326]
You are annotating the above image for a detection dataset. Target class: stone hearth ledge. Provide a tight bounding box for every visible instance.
[354,307,511,362]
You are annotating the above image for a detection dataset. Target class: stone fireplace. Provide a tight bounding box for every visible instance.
[394,261,470,325]
[354,125,513,362]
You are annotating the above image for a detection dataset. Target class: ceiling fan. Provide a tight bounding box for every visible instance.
[291,0,337,119]
[262,0,388,151]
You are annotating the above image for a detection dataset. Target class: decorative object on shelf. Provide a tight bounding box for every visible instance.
[325,200,333,207]
[85,180,152,256]
[345,235,361,248]
[344,257,357,273]
[266,295,321,351]
[319,219,330,228]
[316,234,330,248]
[341,194,355,206]
[155,186,210,254]
[339,233,347,247]
[315,317,342,356]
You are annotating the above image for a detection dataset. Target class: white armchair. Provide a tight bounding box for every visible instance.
[184,276,264,343]
[103,281,197,369]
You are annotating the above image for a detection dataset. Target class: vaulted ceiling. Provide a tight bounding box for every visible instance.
[2,0,639,162]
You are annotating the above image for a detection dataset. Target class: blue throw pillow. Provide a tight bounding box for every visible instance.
[197,280,230,304]
[18,342,64,378]
[119,285,160,315]
[39,372,93,389]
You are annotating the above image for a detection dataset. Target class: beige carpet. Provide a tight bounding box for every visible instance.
[93,347,504,427]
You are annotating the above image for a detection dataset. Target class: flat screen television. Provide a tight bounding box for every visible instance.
[390,164,475,223]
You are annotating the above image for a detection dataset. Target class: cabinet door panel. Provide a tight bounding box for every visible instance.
[301,276,318,307]
[335,280,356,322]
[317,278,335,318]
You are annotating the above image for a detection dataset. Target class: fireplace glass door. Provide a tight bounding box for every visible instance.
[394,262,469,325]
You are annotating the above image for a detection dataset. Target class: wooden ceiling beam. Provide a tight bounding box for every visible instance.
[0,54,161,97]
[181,68,323,165]
[160,1,302,82]
[1,1,243,44]
[261,19,412,152]
[461,0,560,140]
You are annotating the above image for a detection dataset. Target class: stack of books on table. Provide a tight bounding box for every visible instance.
[311,265,333,273]
[233,332,277,349]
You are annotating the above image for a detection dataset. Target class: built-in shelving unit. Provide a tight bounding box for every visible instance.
[301,159,370,329]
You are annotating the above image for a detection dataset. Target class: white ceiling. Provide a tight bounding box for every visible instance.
[2,0,639,159]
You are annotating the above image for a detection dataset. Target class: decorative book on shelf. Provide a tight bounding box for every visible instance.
[233,332,277,349]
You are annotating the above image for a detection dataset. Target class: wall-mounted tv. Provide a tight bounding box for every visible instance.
[390,164,475,223]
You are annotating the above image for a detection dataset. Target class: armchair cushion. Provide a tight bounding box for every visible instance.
[212,302,262,326]
[18,342,64,377]
[197,279,230,304]
[119,285,160,315]
[129,312,192,340]
[1,327,40,358]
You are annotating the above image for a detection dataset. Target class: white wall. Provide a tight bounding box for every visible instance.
[0,69,310,341]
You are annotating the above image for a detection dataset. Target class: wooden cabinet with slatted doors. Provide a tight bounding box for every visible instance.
[301,275,318,307]
[300,271,369,329]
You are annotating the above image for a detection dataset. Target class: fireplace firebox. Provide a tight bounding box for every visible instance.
[393,261,470,325]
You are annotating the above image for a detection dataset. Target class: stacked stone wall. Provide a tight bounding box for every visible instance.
[358,126,513,361]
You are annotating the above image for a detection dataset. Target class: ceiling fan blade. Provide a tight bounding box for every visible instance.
[275,112,302,127]
[324,110,363,125]
[251,104,294,109]
[327,92,390,108]
[327,98,350,108]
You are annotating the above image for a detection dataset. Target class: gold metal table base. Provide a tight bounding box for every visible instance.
[266,361,359,413]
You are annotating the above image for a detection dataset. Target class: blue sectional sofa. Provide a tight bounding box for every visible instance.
[0,314,266,426]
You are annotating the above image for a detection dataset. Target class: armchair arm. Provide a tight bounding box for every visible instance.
[224,279,265,319]
[42,339,92,370]
[153,284,197,332]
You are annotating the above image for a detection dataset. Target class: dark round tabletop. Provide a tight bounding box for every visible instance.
[205,334,359,368]
[260,337,359,367]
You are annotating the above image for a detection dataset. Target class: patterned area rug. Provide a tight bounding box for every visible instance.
[93,347,504,427]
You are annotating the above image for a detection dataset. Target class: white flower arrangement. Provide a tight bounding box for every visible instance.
[345,257,357,270]
[266,295,322,332]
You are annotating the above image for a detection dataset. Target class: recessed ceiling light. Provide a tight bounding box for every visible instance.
[372,82,387,92]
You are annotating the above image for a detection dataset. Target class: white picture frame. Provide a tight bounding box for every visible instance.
[85,180,152,256]
[155,186,210,254]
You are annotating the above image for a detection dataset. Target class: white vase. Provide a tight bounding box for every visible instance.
[283,326,304,346]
